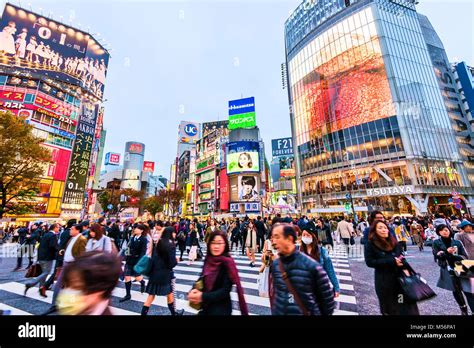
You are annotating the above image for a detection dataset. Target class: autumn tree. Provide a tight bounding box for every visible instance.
[143,196,164,219]
[0,111,52,218]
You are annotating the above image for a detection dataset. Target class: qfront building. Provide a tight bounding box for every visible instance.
[284,0,474,217]
[0,3,109,221]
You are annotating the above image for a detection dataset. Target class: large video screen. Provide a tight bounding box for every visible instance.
[0,4,109,99]
[227,141,260,174]
[291,9,394,137]
[230,175,260,202]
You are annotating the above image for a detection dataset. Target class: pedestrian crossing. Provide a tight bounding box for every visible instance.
[0,243,358,315]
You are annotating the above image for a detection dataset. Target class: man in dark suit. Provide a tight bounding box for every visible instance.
[25,223,60,297]
[44,219,75,290]
[43,223,87,315]
[255,216,266,253]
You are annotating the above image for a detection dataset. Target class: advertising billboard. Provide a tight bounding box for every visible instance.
[143,161,155,173]
[0,4,110,99]
[62,101,98,209]
[272,137,294,157]
[229,113,256,130]
[219,169,229,210]
[228,97,256,130]
[279,156,295,177]
[179,121,200,144]
[105,152,120,166]
[202,120,228,137]
[226,141,260,174]
[126,142,145,155]
[291,9,395,137]
[230,175,260,202]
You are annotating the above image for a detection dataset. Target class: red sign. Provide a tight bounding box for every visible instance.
[128,143,144,154]
[220,169,229,210]
[0,90,25,102]
[34,93,72,117]
[143,161,155,173]
[42,144,72,181]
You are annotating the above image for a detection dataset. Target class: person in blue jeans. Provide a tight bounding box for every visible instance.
[300,229,340,298]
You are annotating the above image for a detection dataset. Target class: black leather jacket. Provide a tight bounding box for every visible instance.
[270,250,336,315]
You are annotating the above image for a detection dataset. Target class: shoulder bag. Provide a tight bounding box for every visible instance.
[25,263,42,278]
[189,276,204,311]
[278,259,310,315]
[397,262,436,303]
[133,255,151,276]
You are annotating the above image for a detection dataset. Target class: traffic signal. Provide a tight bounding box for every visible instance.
[434,198,438,205]
[130,197,138,204]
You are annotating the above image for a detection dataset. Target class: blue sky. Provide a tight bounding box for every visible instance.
[2,0,472,178]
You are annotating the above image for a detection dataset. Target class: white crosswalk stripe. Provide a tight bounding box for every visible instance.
[0,243,358,315]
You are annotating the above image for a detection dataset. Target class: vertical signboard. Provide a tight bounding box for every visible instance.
[62,101,98,210]
[219,169,230,210]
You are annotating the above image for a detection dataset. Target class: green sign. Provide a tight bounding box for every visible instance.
[229,112,256,130]
[196,157,215,172]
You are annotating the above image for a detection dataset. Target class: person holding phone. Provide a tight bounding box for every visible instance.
[432,224,470,315]
[364,220,419,315]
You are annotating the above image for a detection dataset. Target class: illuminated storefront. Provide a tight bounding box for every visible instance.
[285,0,474,216]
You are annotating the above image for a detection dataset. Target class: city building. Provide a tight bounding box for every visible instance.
[0,3,110,221]
[452,61,474,185]
[284,0,474,217]
[193,120,229,217]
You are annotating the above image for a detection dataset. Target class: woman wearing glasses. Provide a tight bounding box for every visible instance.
[188,230,248,316]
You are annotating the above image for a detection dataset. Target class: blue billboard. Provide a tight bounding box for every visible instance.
[228,97,255,116]
[272,137,294,157]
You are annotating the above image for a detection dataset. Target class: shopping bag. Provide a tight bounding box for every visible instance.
[257,267,270,297]
[133,255,151,276]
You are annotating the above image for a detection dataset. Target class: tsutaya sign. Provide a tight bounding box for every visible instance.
[367,185,415,197]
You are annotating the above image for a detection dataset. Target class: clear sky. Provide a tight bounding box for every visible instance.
[2,0,472,178]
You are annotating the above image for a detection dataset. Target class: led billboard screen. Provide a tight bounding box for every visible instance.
[290,8,394,139]
[228,97,256,130]
[226,141,260,174]
[0,4,110,99]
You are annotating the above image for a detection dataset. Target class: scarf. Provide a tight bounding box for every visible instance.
[202,255,249,315]
[441,237,452,249]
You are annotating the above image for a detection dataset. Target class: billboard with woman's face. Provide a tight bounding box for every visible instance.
[226,141,260,174]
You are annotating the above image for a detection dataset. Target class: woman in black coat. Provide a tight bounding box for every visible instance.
[365,220,419,315]
[141,227,183,316]
[230,221,241,251]
[188,230,248,316]
[432,224,470,315]
[119,224,148,302]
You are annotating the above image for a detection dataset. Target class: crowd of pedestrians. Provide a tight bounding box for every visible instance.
[4,210,473,316]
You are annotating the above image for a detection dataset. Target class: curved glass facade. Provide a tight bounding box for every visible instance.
[285,0,473,215]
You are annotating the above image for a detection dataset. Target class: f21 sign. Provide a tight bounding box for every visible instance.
[272,137,294,157]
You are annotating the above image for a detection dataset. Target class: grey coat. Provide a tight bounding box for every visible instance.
[454,232,474,293]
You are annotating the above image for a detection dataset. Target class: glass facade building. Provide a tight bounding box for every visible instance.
[285,0,474,216]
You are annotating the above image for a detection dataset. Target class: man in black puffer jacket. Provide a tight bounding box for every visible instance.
[270,223,336,315]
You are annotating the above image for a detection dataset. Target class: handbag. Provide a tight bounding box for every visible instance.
[278,259,310,315]
[397,262,436,303]
[133,255,151,276]
[196,247,204,260]
[350,236,355,245]
[25,263,42,278]
[189,277,204,310]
